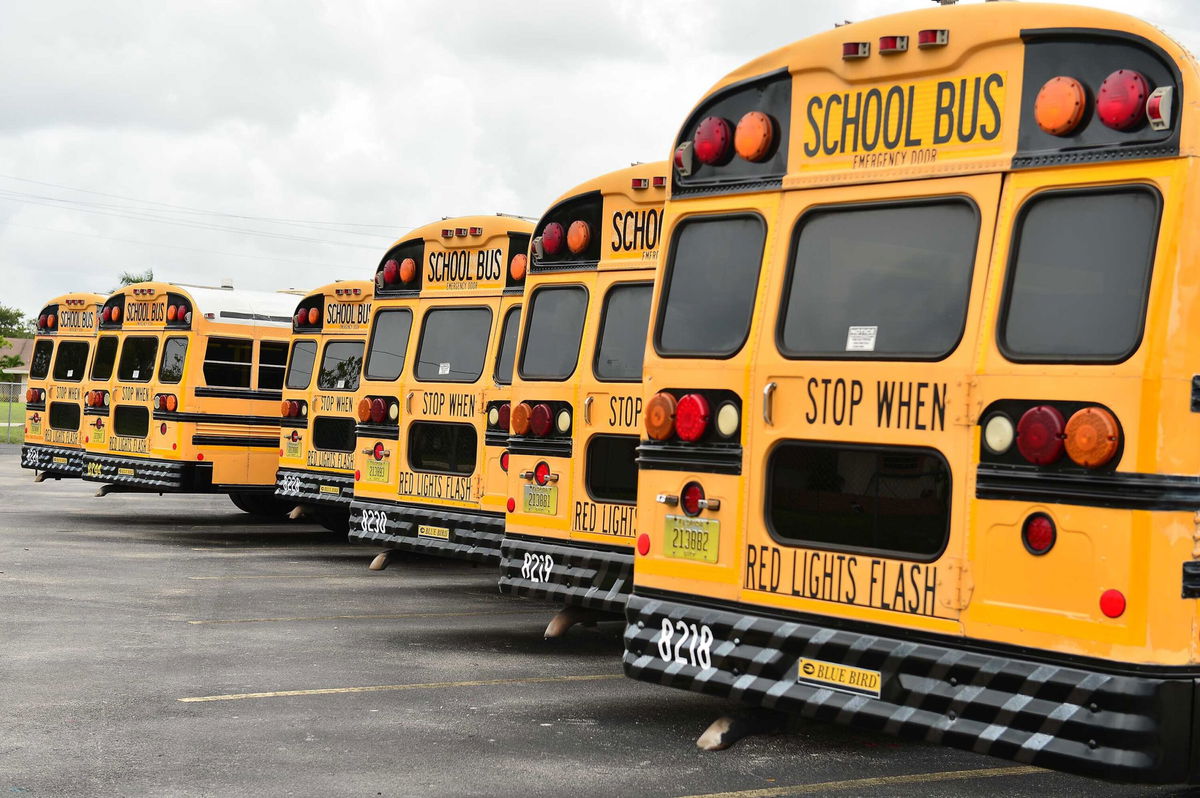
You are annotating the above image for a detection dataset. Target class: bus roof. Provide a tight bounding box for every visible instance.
[531,162,668,274]
[103,281,299,330]
[34,292,105,336]
[670,2,1198,193]
[372,214,535,298]
[291,280,374,335]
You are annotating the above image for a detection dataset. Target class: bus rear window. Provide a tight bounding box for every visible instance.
[767,442,950,561]
[203,338,251,388]
[365,309,412,381]
[49,402,81,431]
[408,422,477,475]
[519,286,587,381]
[286,340,317,389]
[313,417,356,453]
[113,406,149,438]
[158,337,188,384]
[414,307,491,383]
[117,337,158,382]
[656,216,764,357]
[779,200,978,359]
[317,340,364,392]
[999,187,1160,362]
[586,435,638,504]
[90,336,118,380]
[52,341,89,382]
[494,307,521,386]
[30,340,53,380]
[595,283,652,381]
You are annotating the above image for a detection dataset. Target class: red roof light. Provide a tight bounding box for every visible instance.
[693,116,733,166]
[1097,69,1150,130]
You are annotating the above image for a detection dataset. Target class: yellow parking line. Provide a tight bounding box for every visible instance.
[676,765,1046,798]
[179,673,625,703]
[187,608,546,624]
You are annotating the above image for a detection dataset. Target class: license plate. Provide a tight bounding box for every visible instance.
[52,456,68,465]
[365,460,388,483]
[797,657,882,699]
[522,485,558,515]
[29,421,42,436]
[92,427,106,447]
[664,515,720,563]
[284,440,302,458]
[118,467,136,477]
[418,524,450,540]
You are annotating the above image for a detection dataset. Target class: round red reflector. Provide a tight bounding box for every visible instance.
[38,314,47,328]
[167,305,177,321]
[534,461,551,486]
[497,403,511,431]
[101,307,112,322]
[1021,513,1056,555]
[160,422,167,435]
[500,451,509,472]
[1097,69,1149,130]
[290,430,299,442]
[197,453,204,461]
[693,116,733,166]
[1016,405,1065,465]
[675,393,711,443]
[355,469,362,481]
[307,307,320,325]
[681,482,705,516]
[636,534,651,556]
[507,497,516,513]
[1100,588,1126,618]
[373,442,384,461]
[399,257,417,283]
[567,221,591,254]
[542,223,565,256]
[530,403,553,437]
[734,111,774,162]
[370,398,386,424]
[294,311,305,326]
[383,259,400,284]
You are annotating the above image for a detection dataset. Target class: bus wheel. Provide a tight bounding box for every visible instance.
[228,492,292,519]
[312,507,351,536]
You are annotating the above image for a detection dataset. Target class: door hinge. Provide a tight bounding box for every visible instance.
[937,558,974,611]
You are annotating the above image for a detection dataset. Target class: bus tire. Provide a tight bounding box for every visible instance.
[228,492,292,519]
[312,507,351,536]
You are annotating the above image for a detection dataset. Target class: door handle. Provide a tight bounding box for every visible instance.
[584,395,594,425]
[763,382,778,426]
[406,392,414,413]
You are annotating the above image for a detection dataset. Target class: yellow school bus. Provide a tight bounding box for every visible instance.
[349,215,533,564]
[623,3,1200,782]
[81,281,299,516]
[275,281,373,532]
[498,164,666,633]
[20,292,104,479]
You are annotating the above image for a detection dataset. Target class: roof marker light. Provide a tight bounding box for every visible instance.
[843,41,869,59]
[469,226,483,236]
[441,229,453,238]
[455,227,468,237]
[652,176,667,189]
[918,29,948,48]
[1097,69,1149,130]
[631,178,649,190]
[878,35,908,54]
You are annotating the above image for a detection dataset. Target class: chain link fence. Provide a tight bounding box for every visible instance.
[1,381,24,444]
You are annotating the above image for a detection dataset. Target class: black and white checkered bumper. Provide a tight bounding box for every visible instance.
[349,498,504,565]
[20,444,84,477]
[81,453,199,491]
[623,592,1199,783]
[498,533,632,613]
[275,468,353,508]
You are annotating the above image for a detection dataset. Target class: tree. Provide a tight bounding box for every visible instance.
[0,303,31,381]
[115,268,154,290]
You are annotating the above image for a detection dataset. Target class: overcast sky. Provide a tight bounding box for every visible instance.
[1,0,1194,320]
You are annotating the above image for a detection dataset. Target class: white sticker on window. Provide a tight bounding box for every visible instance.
[66,369,74,377]
[846,326,877,352]
[438,362,450,376]
[132,369,140,378]
[336,379,345,389]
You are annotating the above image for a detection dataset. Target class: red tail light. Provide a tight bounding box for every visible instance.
[542,223,565,256]
[101,307,112,322]
[533,461,551,486]
[370,398,386,424]
[179,305,190,323]
[38,314,47,328]
[530,403,553,437]
[497,403,511,432]
[294,311,305,326]
[675,393,711,442]
[1100,589,1126,618]
[681,482,704,516]
[1016,405,1065,465]
[1022,513,1056,555]
[1097,69,1149,130]
[373,442,384,461]
[693,116,733,166]
[500,451,509,472]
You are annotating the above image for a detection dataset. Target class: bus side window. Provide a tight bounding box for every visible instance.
[493,306,521,386]
[30,340,53,380]
[159,337,188,384]
[258,341,288,390]
[203,338,252,388]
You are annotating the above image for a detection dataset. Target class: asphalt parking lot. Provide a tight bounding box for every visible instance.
[0,445,1193,797]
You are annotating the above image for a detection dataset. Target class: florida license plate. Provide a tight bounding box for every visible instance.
[284,440,302,458]
[92,427,105,447]
[522,485,558,515]
[365,460,388,483]
[664,515,720,563]
[29,420,42,436]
